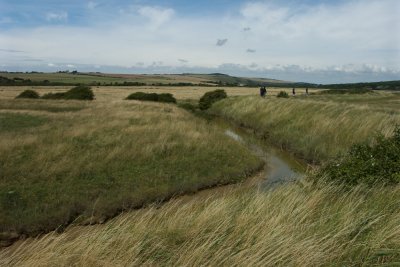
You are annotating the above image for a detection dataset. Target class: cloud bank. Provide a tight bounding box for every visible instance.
[0,0,399,83]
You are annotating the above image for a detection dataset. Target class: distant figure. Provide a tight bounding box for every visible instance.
[292,87,296,96]
[306,87,309,95]
[260,86,266,97]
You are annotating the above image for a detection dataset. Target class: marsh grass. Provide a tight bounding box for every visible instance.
[1,88,400,265]
[0,99,87,113]
[210,95,400,162]
[0,113,47,132]
[1,180,399,266]
[0,99,262,238]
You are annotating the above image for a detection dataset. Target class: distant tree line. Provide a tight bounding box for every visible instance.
[0,72,399,90]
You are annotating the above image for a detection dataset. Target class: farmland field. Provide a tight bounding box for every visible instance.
[0,72,292,86]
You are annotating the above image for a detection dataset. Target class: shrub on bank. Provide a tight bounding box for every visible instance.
[42,92,67,99]
[199,89,227,110]
[277,91,289,98]
[42,86,94,100]
[178,102,197,112]
[64,85,94,100]
[319,126,400,186]
[157,93,177,103]
[125,92,176,103]
[15,90,40,99]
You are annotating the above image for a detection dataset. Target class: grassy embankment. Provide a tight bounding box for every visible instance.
[1,90,400,266]
[210,92,400,163]
[2,180,399,266]
[0,98,262,241]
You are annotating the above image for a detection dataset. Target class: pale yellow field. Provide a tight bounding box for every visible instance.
[0,86,316,101]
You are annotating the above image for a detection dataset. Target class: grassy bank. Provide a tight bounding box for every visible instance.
[2,89,400,265]
[2,180,399,266]
[210,93,400,163]
[0,99,262,240]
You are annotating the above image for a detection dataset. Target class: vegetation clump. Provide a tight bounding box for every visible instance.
[15,90,40,99]
[42,86,94,100]
[199,89,227,110]
[320,126,400,186]
[277,91,289,98]
[41,92,67,100]
[126,92,176,103]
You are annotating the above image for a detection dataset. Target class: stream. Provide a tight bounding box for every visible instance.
[216,119,307,188]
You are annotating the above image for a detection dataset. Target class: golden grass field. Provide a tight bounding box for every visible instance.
[1,86,400,266]
[210,92,400,162]
[0,86,317,101]
[0,93,262,243]
[2,179,400,266]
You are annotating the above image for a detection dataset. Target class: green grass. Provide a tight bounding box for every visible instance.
[0,73,122,84]
[0,100,262,238]
[307,92,400,113]
[0,113,47,132]
[1,91,400,265]
[2,180,400,266]
[0,99,87,113]
[210,94,400,163]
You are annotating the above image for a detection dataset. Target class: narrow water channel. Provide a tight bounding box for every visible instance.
[215,119,307,188]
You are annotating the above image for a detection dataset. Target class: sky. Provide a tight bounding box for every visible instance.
[0,0,399,83]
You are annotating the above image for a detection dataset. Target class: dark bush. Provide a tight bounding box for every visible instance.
[64,85,94,100]
[125,92,176,103]
[15,90,40,99]
[178,102,197,112]
[319,126,400,186]
[41,86,94,100]
[41,92,67,99]
[156,93,176,103]
[199,89,227,110]
[277,91,289,98]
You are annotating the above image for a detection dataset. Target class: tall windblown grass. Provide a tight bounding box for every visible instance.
[0,99,262,239]
[210,95,400,162]
[1,180,399,266]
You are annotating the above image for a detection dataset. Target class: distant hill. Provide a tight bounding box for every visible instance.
[0,71,398,90]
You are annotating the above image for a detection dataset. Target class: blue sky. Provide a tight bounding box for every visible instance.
[0,0,399,83]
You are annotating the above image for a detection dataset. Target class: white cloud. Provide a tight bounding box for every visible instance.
[66,64,75,68]
[1,1,399,83]
[45,12,68,22]
[137,6,175,29]
[47,63,56,67]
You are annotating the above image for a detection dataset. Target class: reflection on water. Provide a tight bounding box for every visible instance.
[223,126,306,189]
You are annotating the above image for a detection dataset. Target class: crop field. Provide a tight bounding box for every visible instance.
[0,72,289,86]
[0,86,400,266]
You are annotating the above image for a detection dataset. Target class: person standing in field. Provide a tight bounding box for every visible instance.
[292,87,296,96]
[260,86,266,97]
[306,87,309,95]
